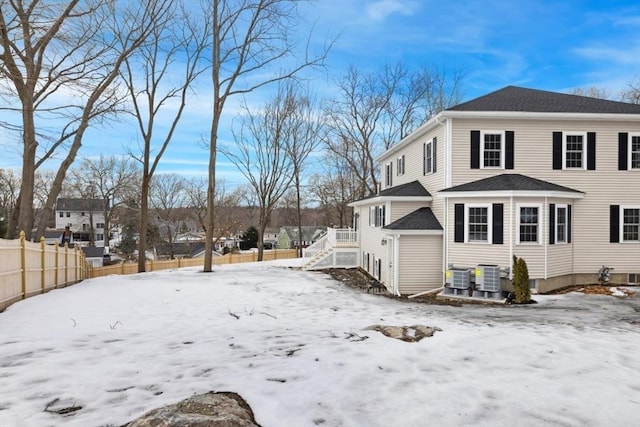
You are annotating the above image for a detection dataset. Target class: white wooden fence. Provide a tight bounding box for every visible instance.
[0,232,90,311]
[0,236,298,311]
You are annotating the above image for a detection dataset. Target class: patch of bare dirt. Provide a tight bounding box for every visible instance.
[547,285,636,297]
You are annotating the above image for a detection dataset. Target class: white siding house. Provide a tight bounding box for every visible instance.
[55,198,109,246]
[346,86,640,295]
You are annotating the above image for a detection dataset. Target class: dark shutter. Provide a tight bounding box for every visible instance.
[549,203,556,245]
[610,205,620,243]
[505,131,514,169]
[423,143,426,175]
[587,132,596,170]
[619,133,629,170]
[454,203,465,243]
[433,137,438,173]
[567,205,572,243]
[552,132,563,170]
[471,131,480,169]
[492,204,503,244]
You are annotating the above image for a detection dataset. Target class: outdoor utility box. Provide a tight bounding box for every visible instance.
[473,264,502,299]
[443,268,471,296]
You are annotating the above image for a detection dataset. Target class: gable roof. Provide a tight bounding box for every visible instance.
[350,181,432,206]
[56,198,108,211]
[155,242,206,258]
[383,207,443,231]
[447,86,640,114]
[280,226,327,242]
[439,174,583,194]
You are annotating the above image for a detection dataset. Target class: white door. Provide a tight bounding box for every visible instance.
[387,236,395,292]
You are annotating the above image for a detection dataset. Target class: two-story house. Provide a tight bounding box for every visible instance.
[55,198,109,246]
[323,86,640,296]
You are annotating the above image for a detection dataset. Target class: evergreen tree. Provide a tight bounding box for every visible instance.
[513,255,531,304]
[240,226,259,250]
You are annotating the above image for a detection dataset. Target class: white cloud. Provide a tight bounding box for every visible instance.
[365,0,417,22]
[573,46,640,66]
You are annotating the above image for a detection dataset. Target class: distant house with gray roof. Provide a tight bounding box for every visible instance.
[278,226,327,249]
[305,86,640,297]
[55,198,109,246]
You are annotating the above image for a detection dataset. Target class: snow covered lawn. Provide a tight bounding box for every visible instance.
[1,259,639,426]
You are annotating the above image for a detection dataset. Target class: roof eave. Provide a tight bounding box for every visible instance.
[441,110,640,121]
[348,195,433,207]
[437,190,584,199]
[382,229,443,235]
[376,112,446,161]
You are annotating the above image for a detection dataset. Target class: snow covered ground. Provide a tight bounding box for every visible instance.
[0,259,639,427]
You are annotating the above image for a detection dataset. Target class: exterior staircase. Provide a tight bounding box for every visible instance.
[303,228,359,270]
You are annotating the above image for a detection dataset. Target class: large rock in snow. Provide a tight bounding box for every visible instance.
[126,391,260,427]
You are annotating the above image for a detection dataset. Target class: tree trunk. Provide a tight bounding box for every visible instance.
[295,173,303,258]
[138,174,150,273]
[18,103,37,240]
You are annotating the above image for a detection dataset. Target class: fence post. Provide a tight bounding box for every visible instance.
[55,242,59,288]
[64,243,69,286]
[149,260,153,272]
[41,237,46,293]
[20,231,26,299]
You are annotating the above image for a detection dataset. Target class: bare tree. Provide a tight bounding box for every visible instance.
[0,168,20,234]
[221,91,299,261]
[569,86,612,99]
[308,150,360,228]
[323,63,465,199]
[201,0,332,271]
[184,177,243,247]
[0,0,171,240]
[149,173,187,260]
[620,75,640,104]
[66,155,139,247]
[280,84,324,256]
[122,0,210,272]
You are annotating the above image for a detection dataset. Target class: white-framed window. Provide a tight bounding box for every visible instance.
[630,133,640,170]
[465,204,491,243]
[397,155,405,175]
[422,138,436,175]
[59,212,63,218]
[555,204,568,243]
[563,132,587,169]
[517,204,541,244]
[96,234,104,241]
[368,205,385,228]
[481,131,504,168]
[373,257,381,280]
[385,162,393,187]
[96,223,104,229]
[621,206,640,242]
[66,212,70,217]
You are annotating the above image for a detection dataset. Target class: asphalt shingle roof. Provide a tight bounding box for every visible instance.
[383,207,443,231]
[447,86,640,114]
[81,246,105,258]
[356,181,432,204]
[56,198,108,211]
[439,174,583,194]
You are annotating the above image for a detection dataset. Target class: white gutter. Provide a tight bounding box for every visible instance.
[544,197,548,280]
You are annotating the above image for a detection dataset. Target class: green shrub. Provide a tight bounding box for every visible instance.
[512,255,531,303]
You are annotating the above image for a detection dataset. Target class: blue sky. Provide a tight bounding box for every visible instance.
[1,0,639,186]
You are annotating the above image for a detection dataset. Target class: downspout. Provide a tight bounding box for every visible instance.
[394,234,400,296]
[544,197,548,280]
[509,196,513,279]
[443,197,448,284]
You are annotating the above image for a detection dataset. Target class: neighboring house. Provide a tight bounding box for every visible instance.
[278,226,327,249]
[81,246,105,267]
[55,198,109,246]
[307,86,640,296]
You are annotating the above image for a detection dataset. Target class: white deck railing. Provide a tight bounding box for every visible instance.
[303,228,358,260]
